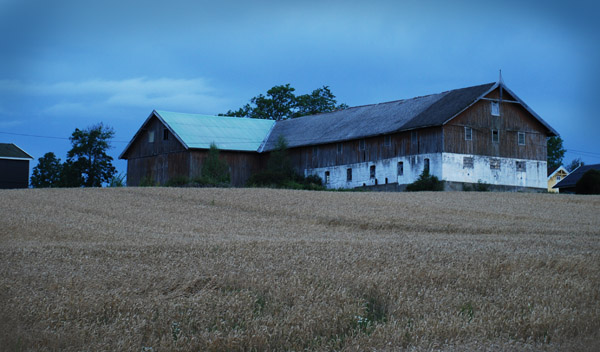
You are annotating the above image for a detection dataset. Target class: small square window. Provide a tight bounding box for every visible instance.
[337,143,343,154]
[465,127,472,141]
[490,158,501,170]
[518,132,525,145]
[347,168,352,182]
[163,129,169,141]
[556,175,561,181]
[148,131,155,143]
[359,139,365,151]
[491,101,500,116]
[516,161,526,172]
[397,161,404,176]
[370,165,376,179]
[325,171,330,184]
[463,157,474,169]
[384,135,391,147]
[492,130,499,143]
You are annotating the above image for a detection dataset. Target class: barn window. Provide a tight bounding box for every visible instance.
[492,130,499,143]
[313,146,318,155]
[516,161,526,172]
[397,161,404,176]
[337,143,343,154]
[465,127,472,141]
[370,165,376,179]
[491,101,500,116]
[384,135,391,147]
[163,129,169,141]
[490,158,501,170]
[347,168,352,181]
[463,157,474,169]
[148,131,155,143]
[424,158,430,173]
[518,132,525,145]
[325,171,330,184]
[359,139,365,151]
[556,175,562,181]
[411,131,418,145]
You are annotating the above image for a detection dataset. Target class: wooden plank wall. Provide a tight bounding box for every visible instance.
[189,150,265,186]
[121,115,187,159]
[443,99,548,161]
[287,127,443,170]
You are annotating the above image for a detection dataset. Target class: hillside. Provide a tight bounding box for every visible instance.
[1,188,599,351]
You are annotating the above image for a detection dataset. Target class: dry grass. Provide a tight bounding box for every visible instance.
[1,188,599,351]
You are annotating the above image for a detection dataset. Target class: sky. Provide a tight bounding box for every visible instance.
[1,0,599,179]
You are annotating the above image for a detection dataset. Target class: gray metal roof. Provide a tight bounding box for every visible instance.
[553,164,600,189]
[0,143,33,160]
[262,83,495,150]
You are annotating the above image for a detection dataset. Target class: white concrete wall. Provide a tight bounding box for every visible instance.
[305,153,441,189]
[304,152,547,190]
[441,153,547,189]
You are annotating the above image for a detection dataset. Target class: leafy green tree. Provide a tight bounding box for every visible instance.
[66,123,116,187]
[30,152,62,188]
[547,136,565,170]
[222,84,346,120]
[200,143,230,185]
[575,169,600,194]
[566,158,584,172]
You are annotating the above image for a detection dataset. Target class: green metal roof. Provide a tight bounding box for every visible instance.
[0,143,33,160]
[155,110,275,152]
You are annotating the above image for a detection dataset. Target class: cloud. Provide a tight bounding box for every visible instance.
[0,77,231,115]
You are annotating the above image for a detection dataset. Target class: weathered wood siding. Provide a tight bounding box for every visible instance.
[288,127,443,171]
[189,150,265,187]
[443,92,548,161]
[121,115,187,159]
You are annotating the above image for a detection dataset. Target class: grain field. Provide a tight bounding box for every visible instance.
[1,188,599,351]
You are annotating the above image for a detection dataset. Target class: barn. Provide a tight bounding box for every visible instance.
[0,143,34,189]
[121,80,558,191]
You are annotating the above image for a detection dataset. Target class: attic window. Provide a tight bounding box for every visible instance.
[518,132,525,145]
[384,135,391,147]
[163,129,169,141]
[465,127,472,141]
[359,139,366,151]
[492,130,499,143]
[148,131,155,143]
[337,143,343,154]
[491,101,500,116]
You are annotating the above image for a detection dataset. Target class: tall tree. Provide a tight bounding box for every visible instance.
[66,123,116,187]
[547,136,565,170]
[221,84,346,120]
[566,158,584,172]
[30,152,62,188]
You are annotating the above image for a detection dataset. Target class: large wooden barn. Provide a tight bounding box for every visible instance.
[121,81,558,191]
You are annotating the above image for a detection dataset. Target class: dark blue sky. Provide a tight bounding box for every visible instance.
[1,0,599,176]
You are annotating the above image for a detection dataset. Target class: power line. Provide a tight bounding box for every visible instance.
[0,131,129,143]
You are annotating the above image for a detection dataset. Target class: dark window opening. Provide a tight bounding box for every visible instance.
[385,177,388,184]
[516,161,526,172]
[375,179,378,185]
[325,171,330,184]
[492,130,499,143]
[465,127,472,141]
[424,158,430,173]
[163,129,169,141]
[370,165,376,179]
[518,132,525,145]
[463,157,474,169]
[397,161,404,176]
[346,168,352,182]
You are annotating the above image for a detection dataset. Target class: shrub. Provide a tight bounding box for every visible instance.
[201,143,231,185]
[575,169,600,194]
[405,169,444,192]
[164,175,190,187]
[139,175,156,187]
[108,173,126,187]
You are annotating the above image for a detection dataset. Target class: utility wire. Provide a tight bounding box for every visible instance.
[0,131,129,143]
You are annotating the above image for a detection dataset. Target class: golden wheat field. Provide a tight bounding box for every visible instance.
[1,188,599,351]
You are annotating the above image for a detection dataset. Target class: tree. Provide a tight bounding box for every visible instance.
[200,143,230,185]
[566,158,584,172]
[30,152,62,188]
[575,169,600,194]
[547,136,565,170]
[221,84,347,120]
[66,123,116,187]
